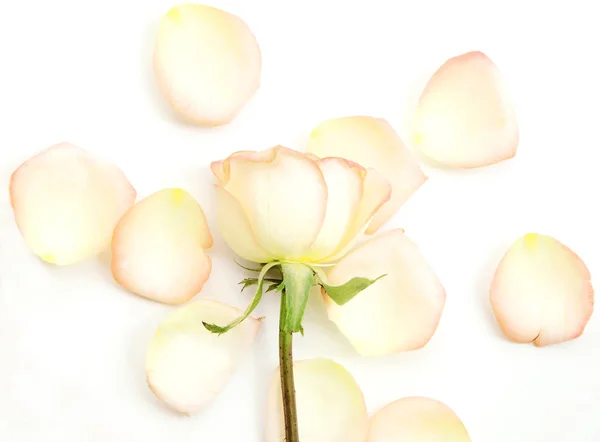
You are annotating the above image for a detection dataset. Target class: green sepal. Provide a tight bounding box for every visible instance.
[239,277,281,292]
[203,262,280,334]
[266,281,285,293]
[280,263,314,333]
[316,273,386,306]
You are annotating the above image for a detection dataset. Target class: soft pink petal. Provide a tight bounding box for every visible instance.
[412,51,519,168]
[9,142,136,265]
[265,358,368,442]
[368,397,471,441]
[111,188,212,305]
[323,229,446,357]
[307,116,426,233]
[153,4,261,126]
[490,233,594,346]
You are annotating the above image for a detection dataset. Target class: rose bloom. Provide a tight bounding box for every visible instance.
[211,146,391,264]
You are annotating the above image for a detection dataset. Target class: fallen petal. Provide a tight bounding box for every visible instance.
[490,233,594,346]
[323,229,446,357]
[412,51,518,168]
[368,397,471,442]
[153,4,261,125]
[146,299,260,414]
[9,143,136,265]
[111,188,212,304]
[307,116,426,233]
[265,358,368,442]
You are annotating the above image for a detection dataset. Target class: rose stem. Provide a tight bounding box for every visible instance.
[279,289,299,442]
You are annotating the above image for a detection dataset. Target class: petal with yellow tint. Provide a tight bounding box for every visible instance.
[323,229,445,357]
[225,146,327,260]
[154,4,261,126]
[490,233,594,346]
[368,397,471,442]
[412,51,518,168]
[9,142,136,265]
[111,188,212,304]
[307,116,426,234]
[146,299,261,414]
[265,358,368,442]
[215,185,273,263]
[318,167,391,264]
[307,158,363,260]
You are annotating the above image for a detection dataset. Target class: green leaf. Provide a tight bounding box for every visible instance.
[280,263,315,333]
[317,274,387,306]
[203,262,280,334]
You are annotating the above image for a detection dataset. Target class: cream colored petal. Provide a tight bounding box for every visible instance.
[9,142,136,265]
[153,4,261,126]
[318,167,391,263]
[215,185,273,263]
[111,188,212,305]
[306,158,364,260]
[323,229,445,357]
[368,397,471,442]
[412,51,519,168]
[307,116,426,234]
[225,146,327,260]
[490,233,594,346]
[212,148,278,187]
[210,160,226,184]
[265,358,368,442]
[146,299,260,414]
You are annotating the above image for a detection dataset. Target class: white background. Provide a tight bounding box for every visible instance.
[1,0,599,441]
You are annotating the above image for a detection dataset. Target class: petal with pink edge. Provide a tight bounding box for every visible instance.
[225,146,327,260]
[368,397,471,442]
[412,51,518,168]
[146,300,261,414]
[318,167,391,264]
[490,233,594,346]
[265,358,368,442]
[307,116,426,233]
[9,142,136,265]
[323,229,446,357]
[153,4,261,126]
[307,158,363,261]
[111,188,212,305]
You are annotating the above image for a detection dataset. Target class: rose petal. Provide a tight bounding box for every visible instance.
[307,116,426,234]
[215,185,273,263]
[323,229,446,357]
[265,358,368,442]
[153,4,261,125]
[307,158,363,260]
[368,397,472,441]
[224,146,327,260]
[9,142,136,265]
[146,299,260,414]
[411,50,519,168]
[111,188,212,304]
[490,233,594,346]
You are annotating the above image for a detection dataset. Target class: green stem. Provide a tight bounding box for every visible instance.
[279,289,299,442]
